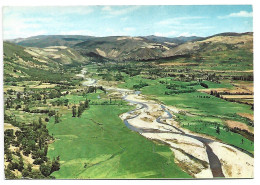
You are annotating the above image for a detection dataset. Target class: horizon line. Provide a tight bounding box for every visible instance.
[4,31,253,41]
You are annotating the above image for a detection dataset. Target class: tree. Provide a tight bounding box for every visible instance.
[84,99,89,109]
[44,146,48,156]
[51,157,60,173]
[64,99,69,106]
[5,168,16,179]
[28,169,45,179]
[23,147,31,156]
[216,125,220,135]
[48,110,56,117]
[40,162,52,177]
[23,105,30,112]
[39,136,44,150]
[16,92,21,100]
[15,104,21,110]
[72,106,76,117]
[77,106,83,117]
[22,168,29,177]
[33,158,44,165]
[27,163,32,172]
[18,156,24,171]
[43,96,47,104]
[5,149,13,162]
[39,117,42,125]
[8,161,19,170]
[54,113,60,124]
[77,103,85,117]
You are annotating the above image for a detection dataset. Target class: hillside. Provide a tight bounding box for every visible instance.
[143,35,202,45]
[74,36,173,61]
[24,46,87,64]
[6,32,252,62]
[3,31,254,179]
[163,32,253,58]
[7,35,202,61]
[6,35,94,48]
[3,42,88,82]
[75,32,253,61]
[4,32,253,64]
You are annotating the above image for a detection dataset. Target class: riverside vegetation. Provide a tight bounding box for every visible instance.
[4,32,254,179]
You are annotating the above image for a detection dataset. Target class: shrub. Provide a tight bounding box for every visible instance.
[200,82,208,88]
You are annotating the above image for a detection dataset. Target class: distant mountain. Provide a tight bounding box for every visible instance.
[143,35,203,45]
[163,32,253,57]
[6,35,94,48]
[74,33,252,61]
[74,36,175,61]
[5,32,253,62]
[211,32,253,37]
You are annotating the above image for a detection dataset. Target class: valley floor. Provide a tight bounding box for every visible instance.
[47,70,253,178]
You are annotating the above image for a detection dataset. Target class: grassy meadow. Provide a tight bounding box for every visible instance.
[47,94,191,179]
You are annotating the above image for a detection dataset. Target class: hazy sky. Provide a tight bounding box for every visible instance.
[3,5,253,39]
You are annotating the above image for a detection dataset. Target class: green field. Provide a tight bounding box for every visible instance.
[114,73,254,154]
[4,31,254,179]
[47,95,191,179]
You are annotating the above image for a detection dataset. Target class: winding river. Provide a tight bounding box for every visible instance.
[80,69,253,178]
[123,94,225,177]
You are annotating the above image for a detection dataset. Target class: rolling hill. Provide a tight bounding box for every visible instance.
[3,42,89,81]
[5,32,253,63]
[7,34,203,61]
[143,35,202,45]
[6,35,94,48]
[74,36,174,61]
[163,32,253,58]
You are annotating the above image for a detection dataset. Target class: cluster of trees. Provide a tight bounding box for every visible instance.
[196,95,211,99]
[14,65,71,82]
[205,73,219,82]
[24,108,49,114]
[85,86,106,94]
[5,88,63,112]
[165,88,195,95]
[210,90,222,98]
[49,89,62,99]
[164,83,195,95]
[223,98,254,109]
[200,82,208,88]
[166,83,178,90]
[51,98,69,106]
[97,70,125,81]
[4,116,60,179]
[54,113,61,124]
[39,156,60,177]
[230,127,254,141]
[89,98,122,106]
[232,75,253,81]
[72,99,89,118]
[114,73,124,81]
[210,90,254,107]
[5,155,60,179]
[133,81,148,90]
[87,86,97,93]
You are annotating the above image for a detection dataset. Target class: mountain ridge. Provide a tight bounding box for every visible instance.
[5,32,253,62]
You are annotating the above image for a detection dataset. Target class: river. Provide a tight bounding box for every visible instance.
[80,69,254,178]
